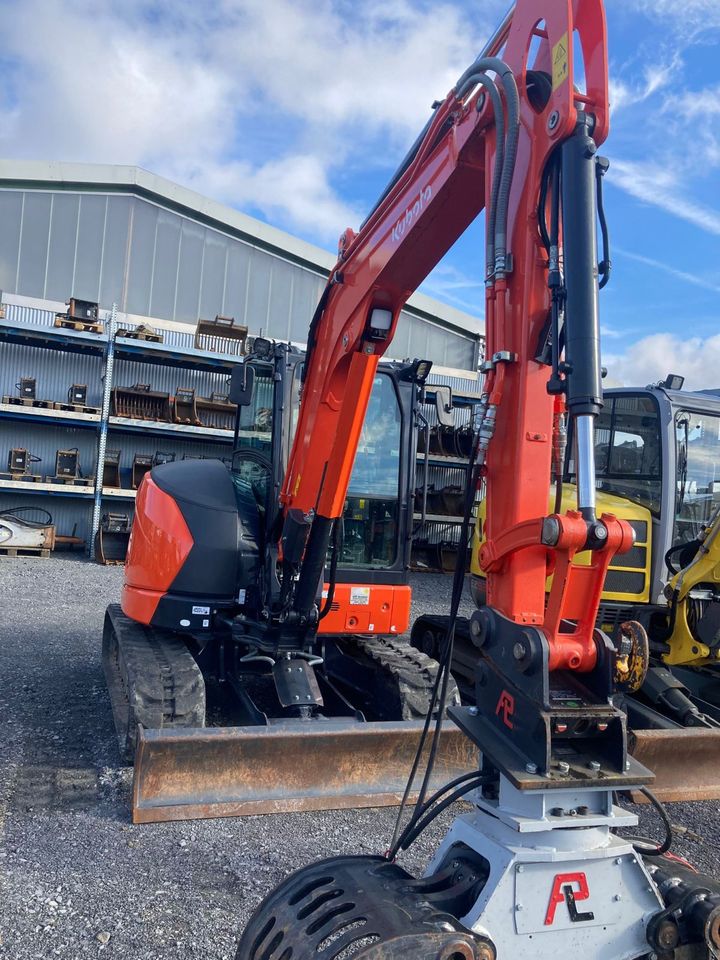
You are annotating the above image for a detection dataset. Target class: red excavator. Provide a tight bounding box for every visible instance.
[238,0,720,958]
[103,341,473,821]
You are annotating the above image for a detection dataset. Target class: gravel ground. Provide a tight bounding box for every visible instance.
[0,556,719,959]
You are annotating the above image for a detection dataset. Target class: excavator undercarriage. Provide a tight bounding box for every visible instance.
[103,603,472,822]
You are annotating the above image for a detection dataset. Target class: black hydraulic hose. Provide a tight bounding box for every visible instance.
[318,519,341,621]
[387,448,478,856]
[393,776,493,855]
[455,58,520,276]
[454,71,505,278]
[596,157,611,289]
[628,786,673,857]
[416,453,479,813]
[0,506,53,526]
[537,161,552,251]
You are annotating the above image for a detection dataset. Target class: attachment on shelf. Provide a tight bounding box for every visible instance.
[54,384,99,415]
[3,448,42,482]
[131,454,153,489]
[54,298,103,334]
[173,387,200,425]
[19,377,36,399]
[49,449,84,485]
[95,513,132,565]
[68,384,87,405]
[115,323,163,343]
[194,314,248,355]
[102,449,122,488]
[2,378,53,409]
[111,384,172,421]
[196,393,237,431]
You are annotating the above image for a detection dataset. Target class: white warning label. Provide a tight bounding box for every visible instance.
[350,587,370,606]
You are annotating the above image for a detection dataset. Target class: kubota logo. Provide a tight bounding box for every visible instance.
[495,690,514,729]
[390,185,432,242]
[545,872,594,925]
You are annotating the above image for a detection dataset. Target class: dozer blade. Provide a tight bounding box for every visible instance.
[132,720,477,823]
[630,728,720,801]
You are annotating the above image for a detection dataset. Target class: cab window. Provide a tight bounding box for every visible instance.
[566,393,662,515]
[674,409,720,545]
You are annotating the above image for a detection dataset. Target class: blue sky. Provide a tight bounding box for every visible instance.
[0,0,718,386]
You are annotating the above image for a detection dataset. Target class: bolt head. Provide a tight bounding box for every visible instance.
[468,705,479,716]
[513,641,526,661]
[557,761,570,775]
[517,865,524,873]
[525,762,538,774]
[615,857,623,865]
[588,760,601,771]
[614,893,622,901]
[548,110,560,131]
[516,903,523,912]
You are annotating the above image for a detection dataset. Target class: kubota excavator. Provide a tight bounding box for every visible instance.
[239,0,720,957]
[103,340,473,821]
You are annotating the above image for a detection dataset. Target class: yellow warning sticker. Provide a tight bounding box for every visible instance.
[552,32,569,90]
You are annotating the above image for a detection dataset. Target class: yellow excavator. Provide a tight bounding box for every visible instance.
[461,376,720,729]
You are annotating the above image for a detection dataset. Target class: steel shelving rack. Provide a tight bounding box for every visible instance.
[0,302,243,556]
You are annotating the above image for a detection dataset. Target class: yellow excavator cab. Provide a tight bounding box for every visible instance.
[470,484,652,613]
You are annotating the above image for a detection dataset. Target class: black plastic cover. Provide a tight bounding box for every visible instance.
[151,459,259,602]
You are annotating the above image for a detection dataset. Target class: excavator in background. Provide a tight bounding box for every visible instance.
[103,341,471,822]
[422,380,720,743]
[569,380,720,730]
[239,0,720,958]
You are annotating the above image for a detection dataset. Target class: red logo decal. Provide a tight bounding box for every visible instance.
[545,872,590,925]
[495,690,514,729]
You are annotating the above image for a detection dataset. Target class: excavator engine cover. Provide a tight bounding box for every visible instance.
[122,458,260,630]
[237,854,495,960]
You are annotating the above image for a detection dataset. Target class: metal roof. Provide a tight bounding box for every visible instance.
[0,158,484,340]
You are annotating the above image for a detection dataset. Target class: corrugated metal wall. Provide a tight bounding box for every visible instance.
[0,340,105,407]
[0,188,480,370]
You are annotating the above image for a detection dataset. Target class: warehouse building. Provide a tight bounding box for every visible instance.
[0,160,483,559]
[0,159,483,369]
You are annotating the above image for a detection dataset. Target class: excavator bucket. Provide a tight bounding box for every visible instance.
[132,721,478,823]
[630,728,720,802]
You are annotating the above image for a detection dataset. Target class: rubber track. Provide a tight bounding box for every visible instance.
[410,615,474,701]
[347,635,461,720]
[102,604,205,762]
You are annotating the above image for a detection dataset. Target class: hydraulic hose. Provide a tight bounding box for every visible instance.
[454,71,505,277]
[456,57,519,277]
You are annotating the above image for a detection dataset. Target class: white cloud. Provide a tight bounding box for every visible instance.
[609,55,679,114]
[605,333,720,390]
[181,155,361,237]
[623,0,720,37]
[0,0,500,242]
[610,159,720,236]
[615,247,720,294]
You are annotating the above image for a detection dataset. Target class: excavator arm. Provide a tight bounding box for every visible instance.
[238,4,720,960]
[276,0,616,649]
